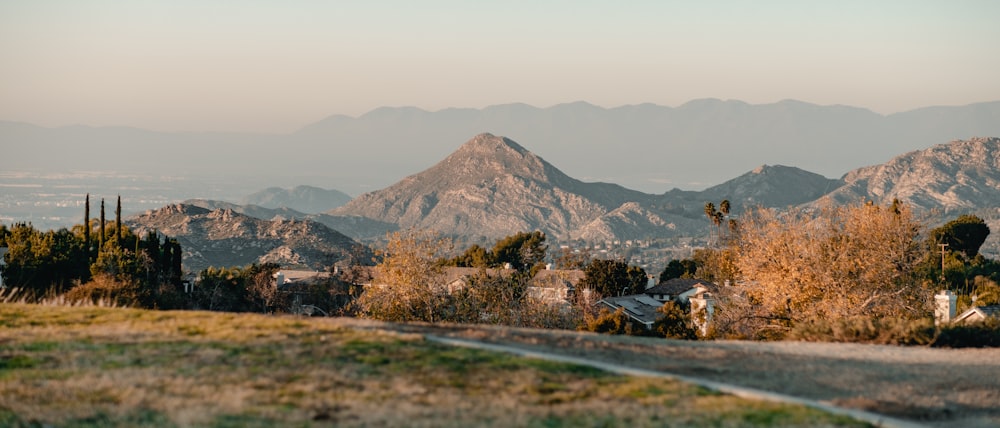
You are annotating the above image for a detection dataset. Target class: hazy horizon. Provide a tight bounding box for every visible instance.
[3,1,999,133]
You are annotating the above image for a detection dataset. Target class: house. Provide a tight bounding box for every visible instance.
[596,294,665,328]
[952,305,1000,325]
[597,278,720,331]
[528,268,585,304]
[274,270,327,290]
[644,278,718,303]
[934,290,1000,326]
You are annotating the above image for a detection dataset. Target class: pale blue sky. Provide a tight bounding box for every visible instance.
[2,1,998,132]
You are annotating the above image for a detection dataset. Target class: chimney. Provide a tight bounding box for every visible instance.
[690,292,716,336]
[276,272,285,288]
[934,290,956,326]
[646,275,656,290]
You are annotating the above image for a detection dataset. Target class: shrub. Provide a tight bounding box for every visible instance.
[787,316,936,346]
[933,318,1000,348]
[580,307,649,336]
[62,275,141,307]
[652,301,698,340]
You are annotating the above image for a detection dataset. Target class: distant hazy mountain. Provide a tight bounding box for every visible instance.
[5,99,999,195]
[126,204,367,272]
[241,185,352,213]
[182,199,309,221]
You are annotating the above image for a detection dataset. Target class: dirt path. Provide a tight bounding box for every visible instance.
[389,323,1000,427]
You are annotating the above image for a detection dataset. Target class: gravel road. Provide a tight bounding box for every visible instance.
[389,323,1000,427]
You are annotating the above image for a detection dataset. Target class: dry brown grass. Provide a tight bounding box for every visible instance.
[0,303,871,427]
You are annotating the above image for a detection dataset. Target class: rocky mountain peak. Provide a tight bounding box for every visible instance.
[128,204,366,272]
[819,137,1000,211]
[332,133,650,241]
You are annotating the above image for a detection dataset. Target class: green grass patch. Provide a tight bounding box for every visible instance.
[0,303,872,427]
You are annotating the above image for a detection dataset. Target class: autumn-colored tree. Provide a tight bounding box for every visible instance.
[353,229,453,322]
[720,202,928,338]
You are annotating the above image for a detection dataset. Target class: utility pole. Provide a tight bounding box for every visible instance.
[938,243,949,282]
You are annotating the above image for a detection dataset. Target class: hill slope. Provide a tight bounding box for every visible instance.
[329,134,843,243]
[331,133,654,241]
[817,137,1000,212]
[127,204,367,272]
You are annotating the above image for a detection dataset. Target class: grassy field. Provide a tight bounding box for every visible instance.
[0,304,871,427]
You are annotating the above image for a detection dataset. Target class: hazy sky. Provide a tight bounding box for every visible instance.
[2,1,998,133]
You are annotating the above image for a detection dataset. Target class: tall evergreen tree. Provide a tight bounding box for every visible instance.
[84,193,91,256]
[99,198,106,250]
[115,195,122,243]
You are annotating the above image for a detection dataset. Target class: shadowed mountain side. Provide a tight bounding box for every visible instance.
[697,165,845,209]
[127,204,368,272]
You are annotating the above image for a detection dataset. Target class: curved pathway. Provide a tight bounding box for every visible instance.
[391,323,1000,428]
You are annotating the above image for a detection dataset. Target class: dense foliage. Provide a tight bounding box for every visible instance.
[1,219,183,306]
[579,259,647,298]
[355,230,580,328]
[715,202,929,339]
[446,231,548,274]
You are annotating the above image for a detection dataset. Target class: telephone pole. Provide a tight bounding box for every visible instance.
[938,243,949,282]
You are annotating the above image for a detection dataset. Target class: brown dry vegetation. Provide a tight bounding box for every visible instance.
[0,304,870,427]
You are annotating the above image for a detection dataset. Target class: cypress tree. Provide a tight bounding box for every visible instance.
[115,195,122,243]
[84,193,91,255]
[99,198,106,250]
[170,239,183,285]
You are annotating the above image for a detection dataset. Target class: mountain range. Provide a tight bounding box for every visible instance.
[125,134,1000,272]
[5,99,1000,196]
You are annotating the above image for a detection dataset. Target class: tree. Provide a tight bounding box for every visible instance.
[553,246,592,270]
[930,214,990,261]
[704,200,733,245]
[722,202,928,338]
[659,259,697,282]
[353,229,453,322]
[445,231,549,274]
[0,223,9,247]
[580,259,647,297]
[84,193,91,257]
[99,198,106,250]
[581,307,645,335]
[448,244,490,268]
[1,223,89,294]
[491,231,547,272]
[652,301,698,340]
[115,195,122,243]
